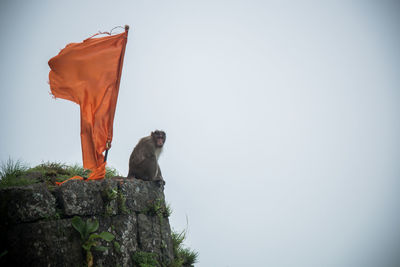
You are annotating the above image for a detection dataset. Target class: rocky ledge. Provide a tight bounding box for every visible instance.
[0,177,174,267]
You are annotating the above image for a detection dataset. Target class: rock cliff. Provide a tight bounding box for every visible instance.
[0,177,174,266]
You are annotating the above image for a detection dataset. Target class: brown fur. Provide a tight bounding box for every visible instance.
[128,130,166,184]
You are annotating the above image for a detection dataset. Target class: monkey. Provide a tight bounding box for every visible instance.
[128,130,166,185]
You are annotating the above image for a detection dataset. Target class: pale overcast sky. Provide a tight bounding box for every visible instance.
[1,1,400,266]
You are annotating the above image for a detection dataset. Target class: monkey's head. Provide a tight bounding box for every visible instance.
[151,130,166,148]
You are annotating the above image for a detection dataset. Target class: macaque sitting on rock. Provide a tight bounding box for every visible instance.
[128,130,166,185]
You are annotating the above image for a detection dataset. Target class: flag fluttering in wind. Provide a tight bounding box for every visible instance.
[48,26,129,184]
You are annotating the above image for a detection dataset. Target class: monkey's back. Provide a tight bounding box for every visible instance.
[128,136,156,179]
[130,136,153,164]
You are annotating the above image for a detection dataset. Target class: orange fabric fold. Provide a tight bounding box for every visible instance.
[55,162,107,185]
[49,29,128,183]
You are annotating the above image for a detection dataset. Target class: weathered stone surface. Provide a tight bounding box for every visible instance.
[91,214,139,267]
[138,213,174,263]
[119,178,165,213]
[53,178,119,216]
[160,217,175,263]
[0,177,175,266]
[0,183,56,224]
[111,214,139,266]
[2,218,83,267]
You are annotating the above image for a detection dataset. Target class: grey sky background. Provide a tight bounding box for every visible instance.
[1,1,400,266]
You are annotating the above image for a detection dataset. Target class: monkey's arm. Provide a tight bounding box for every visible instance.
[133,145,158,180]
[131,142,155,165]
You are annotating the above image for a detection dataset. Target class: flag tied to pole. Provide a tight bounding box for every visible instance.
[48,26,129,184]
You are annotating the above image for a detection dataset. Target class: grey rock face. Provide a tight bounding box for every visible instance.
[138,213,175,263]
[0,177,174,267]
[0,183,56,224]
[53,179,119,216]
[120,178,165,213]
[4,218,83,267]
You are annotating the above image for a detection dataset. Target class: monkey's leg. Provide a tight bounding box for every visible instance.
[127,167,135,178]
[154,165,165,185]
[155,165,163,179]
[129,160,151,181]
[129,158,160,182]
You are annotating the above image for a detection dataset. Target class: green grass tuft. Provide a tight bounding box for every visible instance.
[171,229,198,266]
[0,158,29,178]
[132,251,159,267]
[0,158,121,188]
[105,166,120,178]
[0,158,34,188]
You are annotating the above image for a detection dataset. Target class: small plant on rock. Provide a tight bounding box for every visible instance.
[132,251,159,267]
[71,216,115,267]
[170,229,198,267]
[144,199,172,222]
[105,166,120,178]
[103,186,118,216]
[0,158,33,188]
[105,187,118,200]
[118,192,130,214]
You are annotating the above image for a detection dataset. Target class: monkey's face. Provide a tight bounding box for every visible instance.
[152,130,166,148]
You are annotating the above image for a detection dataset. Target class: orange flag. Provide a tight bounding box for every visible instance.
[48,26,128,183]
